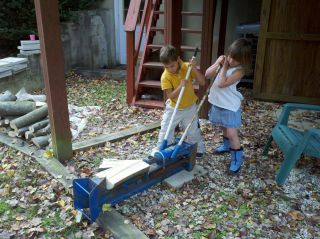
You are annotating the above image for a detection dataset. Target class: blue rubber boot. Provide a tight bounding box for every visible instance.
[214,137,230,154]
[229,148,243,174]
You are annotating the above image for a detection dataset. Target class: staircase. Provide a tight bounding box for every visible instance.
[125,0,216,110]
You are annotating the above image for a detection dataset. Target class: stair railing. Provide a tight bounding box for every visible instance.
[125,0,154,105]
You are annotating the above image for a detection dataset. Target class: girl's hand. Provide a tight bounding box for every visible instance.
[215,55,225,65]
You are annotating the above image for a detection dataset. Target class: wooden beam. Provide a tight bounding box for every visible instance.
[126,31,135,105]
[164,0,182,51]
[199,0,217,119]
[217,0,229,56]
[72,121,161,151]
[34,0,72,162]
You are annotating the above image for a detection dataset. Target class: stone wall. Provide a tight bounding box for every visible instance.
[61,9,117,71]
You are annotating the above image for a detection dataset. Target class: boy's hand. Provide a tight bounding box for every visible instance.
[189,56,197,69]
[180,79,187,87]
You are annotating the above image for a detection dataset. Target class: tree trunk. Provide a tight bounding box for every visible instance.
[32,135,50,149]
[10,105,48,131]
[0,101,36,116]
[0,90,17,101]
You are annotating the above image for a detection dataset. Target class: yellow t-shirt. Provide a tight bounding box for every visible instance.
[161,60,198,109]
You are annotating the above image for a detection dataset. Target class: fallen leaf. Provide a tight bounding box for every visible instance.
[288,211,305,221]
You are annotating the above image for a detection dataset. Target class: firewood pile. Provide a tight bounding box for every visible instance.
[0,90,50,149]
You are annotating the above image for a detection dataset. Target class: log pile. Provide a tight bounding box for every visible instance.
[0,90,51,149]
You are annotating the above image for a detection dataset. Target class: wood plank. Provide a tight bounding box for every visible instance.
[99,159,141,170]
[253,0,271,97]
[124,0,142,31]
[72,121,161,151]
[265,32,320,41]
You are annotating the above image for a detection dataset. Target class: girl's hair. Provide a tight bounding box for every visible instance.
[227,38,253,74]
[160,45,179,64]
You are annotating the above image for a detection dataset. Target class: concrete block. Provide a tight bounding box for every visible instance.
[164,165,207,189]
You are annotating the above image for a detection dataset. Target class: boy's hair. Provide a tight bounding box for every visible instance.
[227,38,253,74]
[159,45,179,64]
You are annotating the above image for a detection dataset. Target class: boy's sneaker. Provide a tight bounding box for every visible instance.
[196,153,204,158]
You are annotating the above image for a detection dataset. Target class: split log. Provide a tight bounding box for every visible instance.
[29,119,49,133]
[10,105,48,131]
[95,160,150,190]
[0,101,36,116]
[0,119,5,126]
[32,135,50,149]
[0,90,17,101]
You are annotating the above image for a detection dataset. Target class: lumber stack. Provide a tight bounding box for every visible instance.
[0,90,51,149]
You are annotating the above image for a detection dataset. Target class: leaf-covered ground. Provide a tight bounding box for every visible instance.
[1,74,319,238]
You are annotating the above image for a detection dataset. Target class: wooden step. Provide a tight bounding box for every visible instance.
[181,28,202,34]
[181,45,201,52]
[151,27,164,32]
[139,80,161,88]
[134,99,164,109]
[143,62,163,69]
[181,11,202,16]
[154,10,164,14]
[147,44,201,52]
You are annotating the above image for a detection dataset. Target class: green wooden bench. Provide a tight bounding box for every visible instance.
[263,103,320,185]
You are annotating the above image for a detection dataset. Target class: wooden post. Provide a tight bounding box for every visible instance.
[199,0,217,119]
[126,32,135,105]
[34,0,72,162]
[164,0,182,51]
[217,0,229,56]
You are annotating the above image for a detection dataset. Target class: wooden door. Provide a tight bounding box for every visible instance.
[254,0,320,104]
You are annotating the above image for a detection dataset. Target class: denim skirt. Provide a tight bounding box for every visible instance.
[208,105,241,128]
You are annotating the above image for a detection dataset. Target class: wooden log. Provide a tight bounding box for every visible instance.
[4,116,17,125]
[0,120,5,126]
[16,126,30,137]
[10,105,48,131]
[0,101,36,116]
[25,124,51,140]
[7,131,17,138]
[0,90,17,101]
[29,119,49,133]
[32,135,50,149]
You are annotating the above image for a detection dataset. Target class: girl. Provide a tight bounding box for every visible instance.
[205,38,252,174]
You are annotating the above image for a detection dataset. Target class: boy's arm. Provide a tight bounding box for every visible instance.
[190,57,205,86]
[164,80,187,100]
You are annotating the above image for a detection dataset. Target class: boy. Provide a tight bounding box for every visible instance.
[156,45,206,157]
